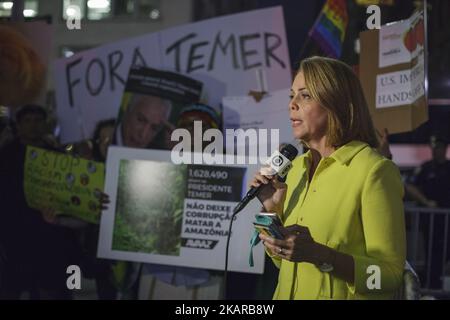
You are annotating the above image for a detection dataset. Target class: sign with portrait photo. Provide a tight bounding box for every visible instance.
[113,66,203,150]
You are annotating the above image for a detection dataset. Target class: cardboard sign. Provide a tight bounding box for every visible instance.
[23,146,105,224]
[378,11,424,68]
[98,147,265,274]
[53,7,291,144]
[359,9,427,134]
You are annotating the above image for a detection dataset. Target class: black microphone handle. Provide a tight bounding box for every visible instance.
[244,173,286,204]
[232,181,267,214]
[233,191,254,214]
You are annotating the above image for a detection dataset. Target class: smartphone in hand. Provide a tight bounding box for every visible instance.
[253,213,284,240]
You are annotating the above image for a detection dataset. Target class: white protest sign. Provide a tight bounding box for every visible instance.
[376,49,425,109]
[376,9,425,109]
[53,33,161,143]
[160,8,289,104]
[53,7,291,143]
[222,89,293,154]
[98,147,265,274]
[379,10,424,68]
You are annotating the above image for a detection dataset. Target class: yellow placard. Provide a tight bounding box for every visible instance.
[24,146,105,224]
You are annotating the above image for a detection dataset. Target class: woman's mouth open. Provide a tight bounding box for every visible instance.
[291,119,303,127]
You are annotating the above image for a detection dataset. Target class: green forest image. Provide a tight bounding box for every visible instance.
[112,159,186,255]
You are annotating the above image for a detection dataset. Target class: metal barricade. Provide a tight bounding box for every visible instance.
[405,206,450,293]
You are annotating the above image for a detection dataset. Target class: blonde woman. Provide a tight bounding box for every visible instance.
[251,56,406,300]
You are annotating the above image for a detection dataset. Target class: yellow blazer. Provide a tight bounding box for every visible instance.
[272,140,406,299]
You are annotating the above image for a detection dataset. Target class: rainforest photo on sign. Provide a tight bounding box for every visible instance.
[112,159,186,255]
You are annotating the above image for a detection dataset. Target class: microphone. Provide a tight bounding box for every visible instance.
[233,143,299,214]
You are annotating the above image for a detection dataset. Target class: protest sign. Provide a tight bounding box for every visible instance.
[360,9,427,134]
[378,10,424,68]
[222,89,294,155]
[53,7,291,143]
[113,66,202,150]
[23,146,105,224]
[98,147,265,274]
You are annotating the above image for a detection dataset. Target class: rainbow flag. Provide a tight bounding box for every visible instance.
[309,0,349,58]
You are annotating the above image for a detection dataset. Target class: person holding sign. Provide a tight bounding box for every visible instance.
[139,103,226,300]
[74,119,117,299]
[39,119,116,300]
[0,105,81,299]
[251,56,406,299]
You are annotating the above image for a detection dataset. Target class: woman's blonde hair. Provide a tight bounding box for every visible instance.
[299,56,379,148]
